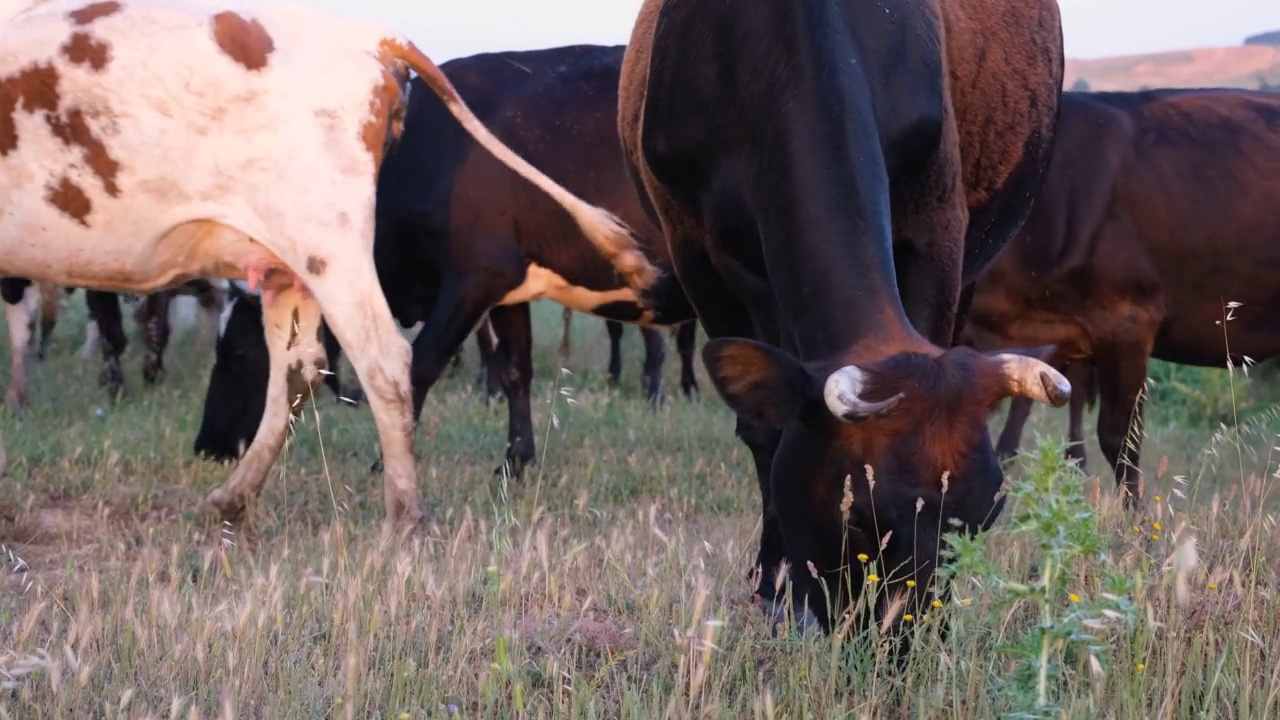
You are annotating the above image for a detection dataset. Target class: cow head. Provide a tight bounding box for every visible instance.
[193,282,267,463]
[702,338,1069,628]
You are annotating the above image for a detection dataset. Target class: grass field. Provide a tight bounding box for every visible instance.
[4,297,1280,718]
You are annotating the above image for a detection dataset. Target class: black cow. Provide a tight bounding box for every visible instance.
[194,44,699,474]
[960,88,1280,502]
[618,0,1068,643]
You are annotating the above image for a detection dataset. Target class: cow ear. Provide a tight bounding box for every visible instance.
[702,338,811,428]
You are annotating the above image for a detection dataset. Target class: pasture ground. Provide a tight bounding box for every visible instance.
[3,297,1280,718]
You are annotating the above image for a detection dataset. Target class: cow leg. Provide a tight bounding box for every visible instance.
[606,320,624,387]
[473,317,503,400]
[309,275,422,524]
[558,306,573,362]
[320,322,364,405]
[85,291,128,401]
[674,321,699,398]
[36,283,61,361]
[639,327,666,406]
[738,417,790,616]
[995,397,1034,462]
[3,280,37,408]
[80,318,99,361]
[486,303,536,477]
[1094,343,1149,508]
[407,282,504,426]
[1064,362,1092,469]
[205,287,328,521]
[139,290,173,385]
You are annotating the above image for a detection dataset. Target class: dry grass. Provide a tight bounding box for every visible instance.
[3,298,1280,718]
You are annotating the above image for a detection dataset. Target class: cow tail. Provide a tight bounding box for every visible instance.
[386,39,661,297]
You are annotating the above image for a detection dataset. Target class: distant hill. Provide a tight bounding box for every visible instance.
[1064,42,1280,92]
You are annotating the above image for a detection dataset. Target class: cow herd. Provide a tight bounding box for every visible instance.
[2,0,1278,651]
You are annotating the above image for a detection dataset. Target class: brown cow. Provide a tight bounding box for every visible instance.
[961,88,1280,504]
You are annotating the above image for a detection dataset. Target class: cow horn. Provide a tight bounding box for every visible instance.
[991,353,1072,407]
[823,366,904,422]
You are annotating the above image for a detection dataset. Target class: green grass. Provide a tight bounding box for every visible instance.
[3,297,1280,718]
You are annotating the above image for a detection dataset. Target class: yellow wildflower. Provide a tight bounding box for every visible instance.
[1069,593,1081,603]
[866,574,880,583]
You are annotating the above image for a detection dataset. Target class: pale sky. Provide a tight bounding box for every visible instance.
[297,0,1280,62]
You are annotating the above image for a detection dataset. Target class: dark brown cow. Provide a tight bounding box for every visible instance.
[961,88,1280,503]
[618,0,1068,643]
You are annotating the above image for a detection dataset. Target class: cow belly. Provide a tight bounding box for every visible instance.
[0,0,387,290]
[499,264,649,318]
[0,214,288,294]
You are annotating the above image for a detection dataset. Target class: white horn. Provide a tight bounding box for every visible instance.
[992,353,1072,407]
[823,365,904,422]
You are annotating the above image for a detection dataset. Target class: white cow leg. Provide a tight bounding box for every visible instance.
[5,286,38,407]
[306,270,422,528]
[80,319,100,361]
[204,286,326,520]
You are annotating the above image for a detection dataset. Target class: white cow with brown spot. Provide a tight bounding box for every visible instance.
[0,0,659,524]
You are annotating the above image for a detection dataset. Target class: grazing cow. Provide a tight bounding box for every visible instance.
[0,0,655,524]
[960,88,1280,503]
[195,44,696,478]
[618,0,1069,640]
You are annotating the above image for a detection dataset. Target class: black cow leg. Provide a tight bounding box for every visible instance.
[736,416,800,632]
[322,322,364,405]
[36,284,59,362]
[639,327,666,406]
[85,290,127,401]
[674,321,699,398]
[487,303,536,478]
[605,320,624,388]
[138,291,173,385]
[996,397,1034,462]
[472,317,503,401]
[1095,342,1150,510]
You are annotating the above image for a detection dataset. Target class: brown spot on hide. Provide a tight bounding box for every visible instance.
[360,66,405,168]
[45,176,92,225]
[68,1,121,25]
[211,12,275,71]
[305,255,327,276]
[0,63,61,155]
[45,107,121,196]
[61,32,112,71]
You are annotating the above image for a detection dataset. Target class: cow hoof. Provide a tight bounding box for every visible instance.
[681,380,699,399]
[204,487,248,522]
[142,361,166,385]
[369,458,384,474]
[493,457,530,480]
[98,364,125,401]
